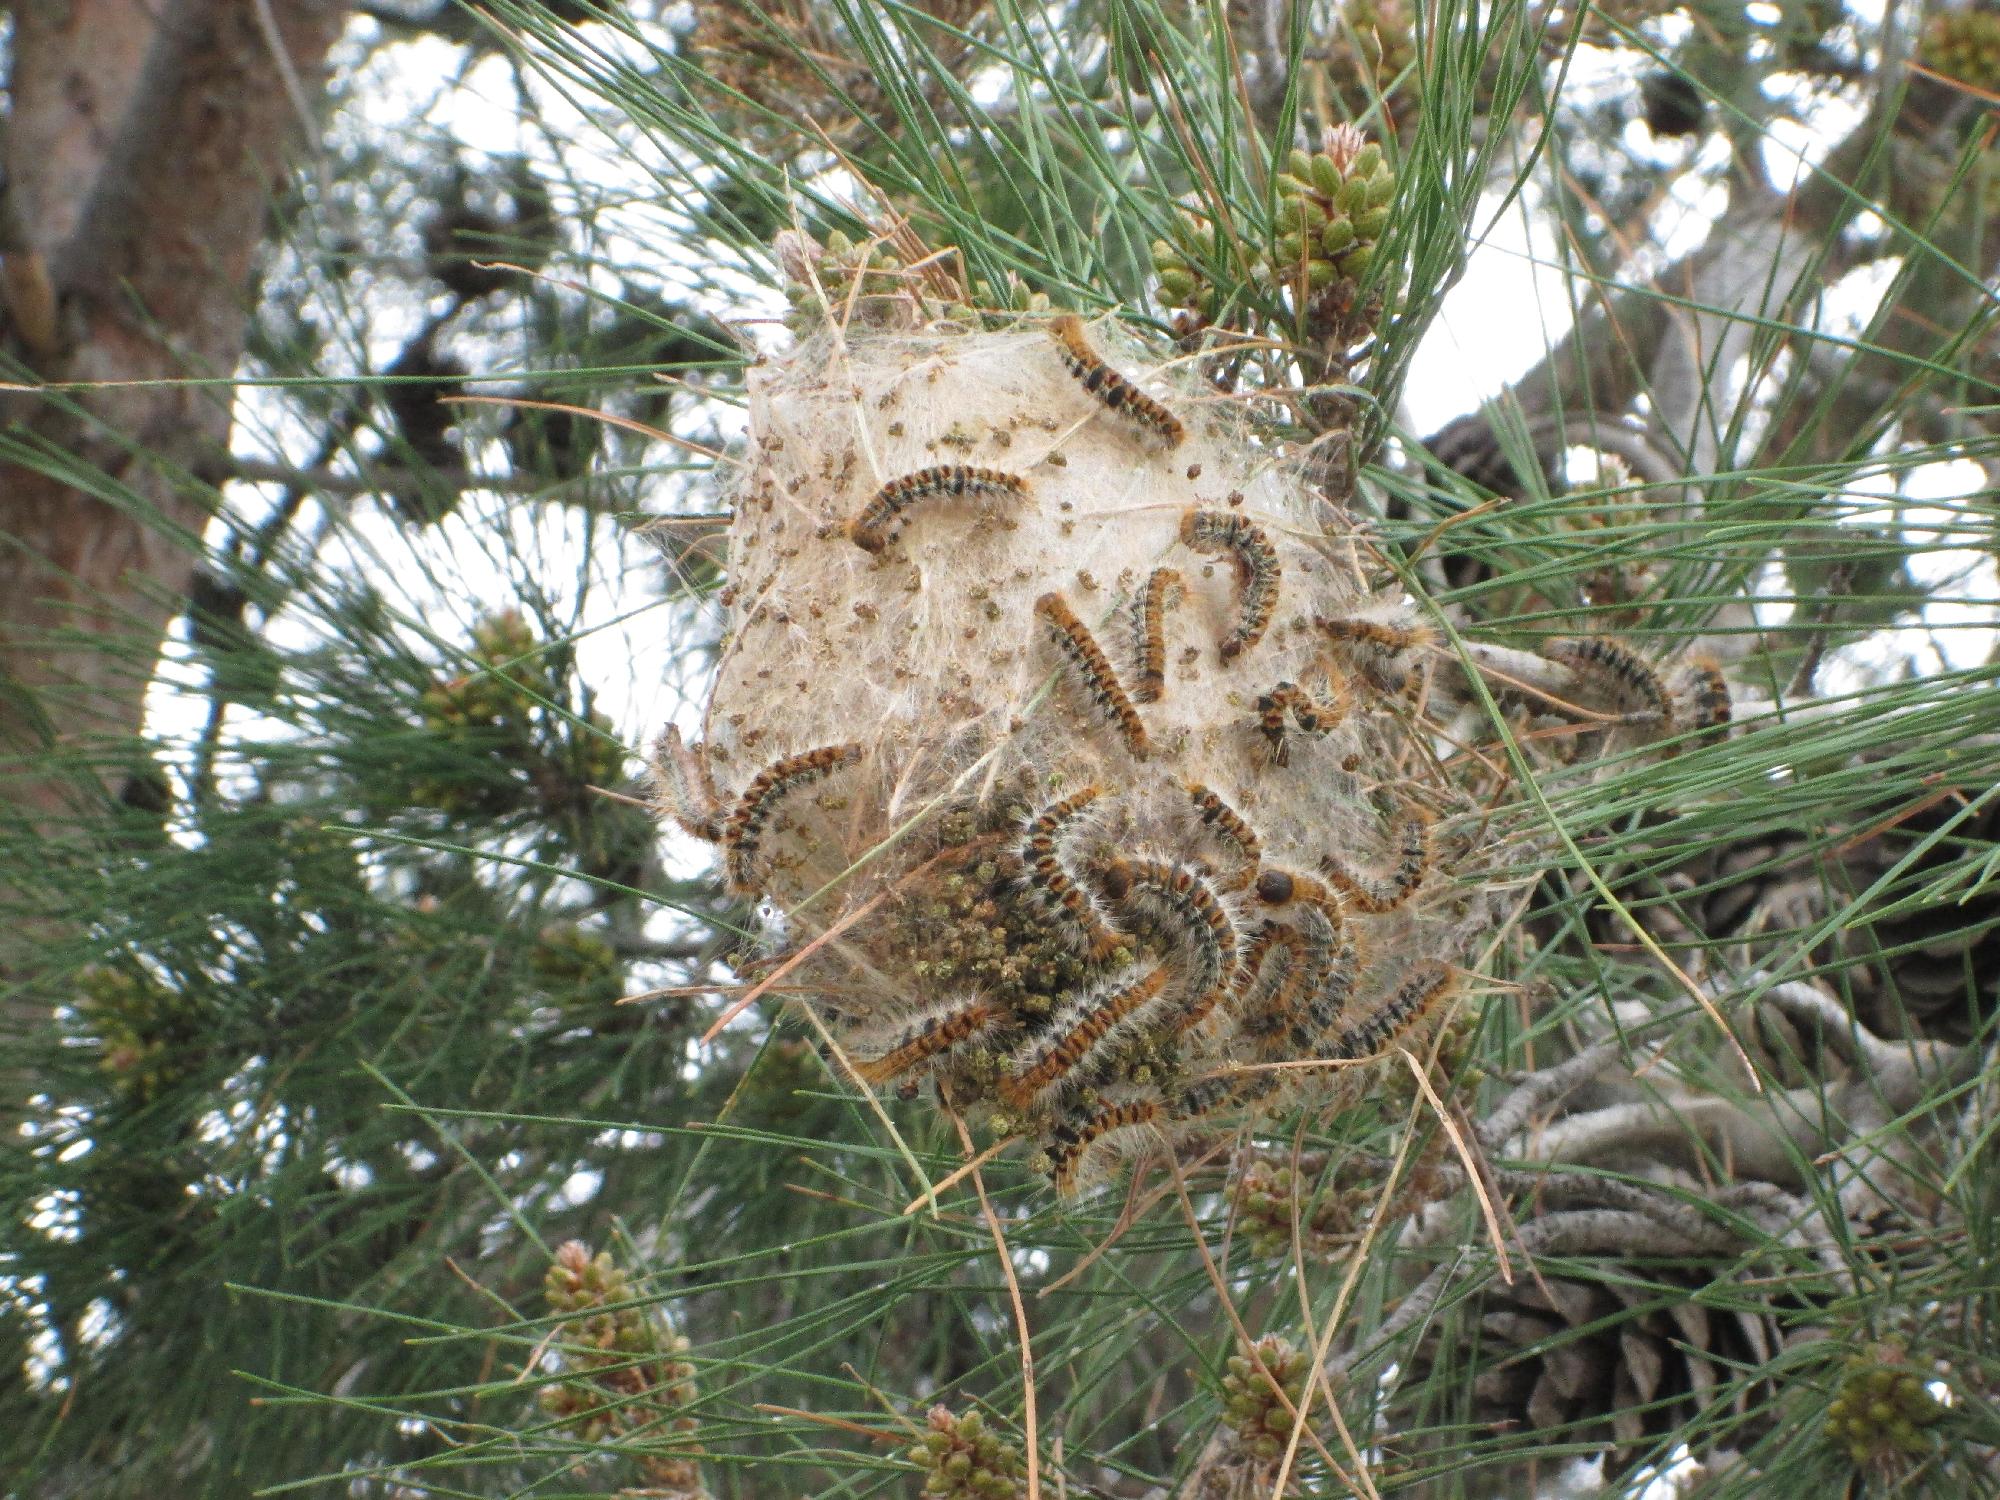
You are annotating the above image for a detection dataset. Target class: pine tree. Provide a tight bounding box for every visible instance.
[4,3,1998,1497]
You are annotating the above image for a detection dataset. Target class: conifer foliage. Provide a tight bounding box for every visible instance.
[5,2,2000,1497]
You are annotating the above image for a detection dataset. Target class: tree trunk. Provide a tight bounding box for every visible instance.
[0,0,351,1126]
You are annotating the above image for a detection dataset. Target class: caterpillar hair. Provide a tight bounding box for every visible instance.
[1131,568,1185,704]
[1317,809,1433,915]
[649,723,722,843]
[852,995,999,1085]
[1545,636,1672,726]
[1047,1096,1163,1196]
[847,464,1032,555]
[1179,508,1280,661]
[1677,655,1732,735]
[1315,616,1435,655]
[1328,961,1456,1061]
[1254,679,1349,767]
[1020,786,1125,962]
[1184,780,1261,886]
[723,742,863,892]
[1287,897,1360,1057]
[999,965,1169,1108]
[1049,314,1186,447]
[1096,856,1239,1023]
[1173,1068,1279,1123]
[1035,592,1151,759]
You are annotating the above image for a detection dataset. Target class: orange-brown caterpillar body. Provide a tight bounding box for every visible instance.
[1174,1068,1279,1121]
[1132,568,1185,703]
[1315,616,1435,654]
[650,723,722,843]
[1329,962,1456,1061]
[1048,1096,1162,1195]
[1288,898,1359,1056]
[847,464,1030,554]
[1317,810,1433,915]
[1000,966,1168,1108]
[1098,856,1238,1011]
[1546,636,1672,725]
[1180,508,1280,661]
[1677,655,1732,735]
[723,743,862,892]
[853,996,999,1084]
[1185,780,1261,886]
[1020,786,1124,962]
[1049,315,1186,447]
[1254,678,1350,767]
[1035,592,1151,759]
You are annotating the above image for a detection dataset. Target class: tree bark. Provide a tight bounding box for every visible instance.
[0,0,352,1126]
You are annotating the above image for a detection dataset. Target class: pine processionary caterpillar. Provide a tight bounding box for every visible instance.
[1287,898,1360,1056]
[1545,636,1672,726]
[846,464,1031,554]
[999,965,1168,1108]
[1035,592,1151,759]
[1678,655,1732,735]
[1021,786,1125,962]
[650,723,722,843]
[1097,856,1238,1031]
[722,742,863,892]
[1184,780,1261,886]
[1180,508,1280,661]
[1253,679,1349,767]
[1316,809,1433,915]
[1132,568,1185,704]
[1049,314,1186,447]
[1173,1068,1279,1122]
[1315,616,1436,655]
[852,995,999,1085]
[1047,1096,1163,1196]
[1327,961,1456,1061]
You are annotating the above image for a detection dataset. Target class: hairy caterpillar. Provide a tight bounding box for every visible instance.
[1328,961,1457,1061]
[1020,786,1125,962]
[1545,636,1672,725]
[1184,780,1261,887]
[1035,592,1151,759]
[649,723,722,843]
[1048,1096,1163,1196]
[1096,856,1239,1025]
[1317,809,1433,915]
[999,966,1169,1108]
[847,464,1031,554]
[1179,508,1280,662]
[1676,655,1732,735]
[852,995,999,1085]
[1254,678,1350,767]
[1049,314,1186,447]
[1131,567,1185,703]
[1315,616,1435,654]
[723,743,863,892]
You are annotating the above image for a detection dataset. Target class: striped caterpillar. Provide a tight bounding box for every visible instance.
[1326,961,1456,1061]
[1317,809,1433,915]
[1545,636,1672,726]
[1253,677,1349,767]
[1131,568,1185,703]
[1179,508,1280,662]
[1184,780,1261,887]
[1096,856,1238,1031]
[649,723,722,843]
[851,995,999,1085]
[999,966,1168,1108]
[1035,592,1151,759]
[722,743,862,893]
[1675,655,1731,736]
[1020,786,1125,962]
[846,464,1031,555]
[1047,1096,1162,1196]
[1048,314,1186,447]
